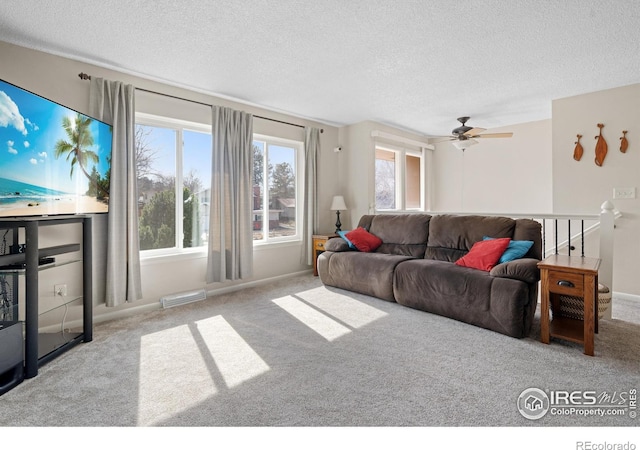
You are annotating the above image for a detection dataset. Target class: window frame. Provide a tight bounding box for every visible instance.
[135,112,212,259]
[252,133,304,246]
[374,143,425,212]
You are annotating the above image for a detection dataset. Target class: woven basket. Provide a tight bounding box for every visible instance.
[552,284,611,320]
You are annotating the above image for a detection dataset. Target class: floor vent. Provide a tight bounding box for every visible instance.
[160,289,207,309]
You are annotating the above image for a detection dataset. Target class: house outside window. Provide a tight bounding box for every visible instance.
[135,113,212,256]
[252,135,303,243]
[375,145,424,211]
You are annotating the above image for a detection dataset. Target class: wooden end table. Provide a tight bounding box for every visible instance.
[312,233,338,276]
[538,255,601,356]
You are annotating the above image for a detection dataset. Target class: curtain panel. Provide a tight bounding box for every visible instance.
[301,127,320,265]
[206,106,254,283]
[89,77,142,306]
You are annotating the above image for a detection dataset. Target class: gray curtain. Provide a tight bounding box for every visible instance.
[301,127,320,265]
[206,106,254,283]
[89,77,142,306]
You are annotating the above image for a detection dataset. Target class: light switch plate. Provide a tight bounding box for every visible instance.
[613,187,636,199]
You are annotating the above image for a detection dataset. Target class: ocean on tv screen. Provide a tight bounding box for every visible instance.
[0,78,112,217]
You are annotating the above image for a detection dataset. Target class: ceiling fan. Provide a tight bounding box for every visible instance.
[433,116,513,149]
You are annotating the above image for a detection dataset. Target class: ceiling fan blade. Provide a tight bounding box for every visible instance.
[463,127,486,136]
[474,132,514,138]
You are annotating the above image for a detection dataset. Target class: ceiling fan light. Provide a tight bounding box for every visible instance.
[452,139,478,150]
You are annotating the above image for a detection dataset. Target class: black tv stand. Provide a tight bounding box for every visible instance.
[38,256,55,265]
[0,216,92,382]
[0,256,55,270]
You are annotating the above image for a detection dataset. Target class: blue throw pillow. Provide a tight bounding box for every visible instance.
[483,236,534,264]
[338,230,356,249]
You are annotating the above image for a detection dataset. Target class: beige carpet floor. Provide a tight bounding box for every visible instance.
[1,273,639,429]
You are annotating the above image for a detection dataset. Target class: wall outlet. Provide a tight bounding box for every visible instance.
[613,187,636,199]
[54,284,67,297]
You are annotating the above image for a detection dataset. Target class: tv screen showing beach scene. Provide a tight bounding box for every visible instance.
[0,78,112,218]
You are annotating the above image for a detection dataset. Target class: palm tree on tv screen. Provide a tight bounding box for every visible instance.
[54,113,106,197]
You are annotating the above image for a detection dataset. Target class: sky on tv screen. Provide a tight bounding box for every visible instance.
[0,79,112,214]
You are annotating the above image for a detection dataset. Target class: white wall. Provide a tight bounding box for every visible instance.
[337,121,374,229]
[0,40,341,320]
[338,120,431,229]
[432,119,553,214]
[552,83,640,295]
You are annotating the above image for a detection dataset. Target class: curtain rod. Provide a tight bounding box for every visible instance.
[78,72,322,133]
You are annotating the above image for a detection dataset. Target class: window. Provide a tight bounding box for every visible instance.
[375,145,424,211]
[405,153,421,209]
[135,114,212,255]
[252,135,302,243]
[375,149,396,209]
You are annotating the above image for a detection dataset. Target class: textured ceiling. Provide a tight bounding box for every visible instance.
[1,0,639,136]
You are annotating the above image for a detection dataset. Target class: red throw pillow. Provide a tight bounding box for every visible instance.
[345,227,383,252]
[455,238,510,271]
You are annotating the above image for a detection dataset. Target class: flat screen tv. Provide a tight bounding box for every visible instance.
[0,78,112,218]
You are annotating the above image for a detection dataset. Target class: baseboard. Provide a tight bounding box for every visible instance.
[613,291,640,303]
[598,291,639,320]
[92,269,313,326]
[205,269,313,297]
[93,302,161,326]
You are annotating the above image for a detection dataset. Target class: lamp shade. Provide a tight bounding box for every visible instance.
[330,195,347,211]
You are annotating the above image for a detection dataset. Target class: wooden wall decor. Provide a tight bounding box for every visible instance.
[594,123,608,167]
[620,130,629,153]
[573,134,584,161]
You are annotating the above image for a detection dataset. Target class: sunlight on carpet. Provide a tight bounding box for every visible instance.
[195,315,270,388]
[273,296,351,341]
[138,324,218,425]
[272,289,388,341]
[297,287,388,328]
[137,315,271,425]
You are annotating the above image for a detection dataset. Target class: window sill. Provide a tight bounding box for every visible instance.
[375,209,425,214]
[140,248,207,266]
[253,239,302,251]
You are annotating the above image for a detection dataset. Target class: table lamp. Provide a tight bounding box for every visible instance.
[330,195,347,232]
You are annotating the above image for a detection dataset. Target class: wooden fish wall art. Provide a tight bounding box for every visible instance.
[594,123,608,167]
[620,130,629,153]
[573,134,583,161]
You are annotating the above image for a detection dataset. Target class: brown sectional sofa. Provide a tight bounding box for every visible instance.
[317,213,542,338]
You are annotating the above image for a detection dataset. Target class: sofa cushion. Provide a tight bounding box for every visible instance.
[455,238,510,271]
[513,219,543,260]
[346,227,383,252]
[358,214,431,257]
[393,259,537,338]
[483,237,534,263]
[337,230,356,249]
[489,258,541,284]
[324,238,352,252]
[319,251,414,301]
[425,215,516,262]
[395,259,495,317]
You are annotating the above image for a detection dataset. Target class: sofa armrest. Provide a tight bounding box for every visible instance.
[489,258,540,284]
[325,238,352,252]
